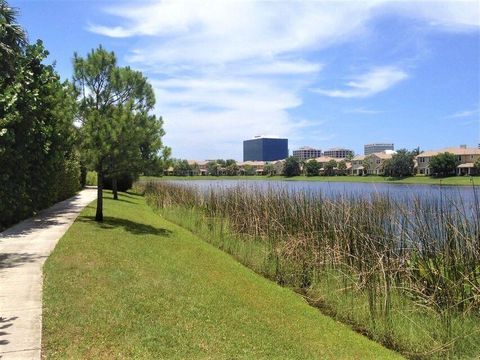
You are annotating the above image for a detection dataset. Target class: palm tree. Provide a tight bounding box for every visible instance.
[0,0,27,74]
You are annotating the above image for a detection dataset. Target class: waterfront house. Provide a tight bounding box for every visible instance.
[349,155,366,175]
[187,160,209,175]
[363,152,394,175]
[238,161,266,175]
[272,159,285,175]
[310,156,336,175]
[416,147,480,176]
[307,156,344,175]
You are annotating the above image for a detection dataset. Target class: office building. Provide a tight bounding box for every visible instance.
[364,143,394,155]
[292,147,322,161]
[243,136,288,161]
[323,147,353,159]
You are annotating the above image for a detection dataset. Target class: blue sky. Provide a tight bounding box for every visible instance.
[12,0,480,160]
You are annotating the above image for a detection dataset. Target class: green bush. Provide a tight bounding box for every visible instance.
[53,155,81,202]
[283,156,300,177]
[0,9,80,231]
[85,171,98,186]
[429,152,459,177]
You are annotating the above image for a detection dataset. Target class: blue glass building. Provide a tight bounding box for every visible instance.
[243,137,288,161]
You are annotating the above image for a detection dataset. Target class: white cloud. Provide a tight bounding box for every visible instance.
[345,107,384,115]
[313,66,408,98]
[241,60,323,76]
[90,1,375,65]
[86,24,133,38]
[87,0,479,158]
[446,108,480,118]
[152,77,302,112]
[160,106,315,160]
[388,1,480,32]
[151,76,313,159]
[87,1,378,158]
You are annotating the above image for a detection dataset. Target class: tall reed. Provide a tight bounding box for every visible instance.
[138,181,480,359]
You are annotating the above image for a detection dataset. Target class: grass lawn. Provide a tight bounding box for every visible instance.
[140,175,479,186]
[43,191,403,359]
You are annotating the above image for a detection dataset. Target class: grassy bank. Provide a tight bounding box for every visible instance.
[141,182,480,359]
[43,191,401,359]
[140,175,478,186]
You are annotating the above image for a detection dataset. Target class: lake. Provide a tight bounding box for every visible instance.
[145,179,478,209]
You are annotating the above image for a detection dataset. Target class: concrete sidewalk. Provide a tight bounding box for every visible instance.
[0,189,97,360]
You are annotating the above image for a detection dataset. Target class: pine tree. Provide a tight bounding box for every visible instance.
[73,46,164,220]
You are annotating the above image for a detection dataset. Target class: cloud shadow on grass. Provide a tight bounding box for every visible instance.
[79,216,172,237]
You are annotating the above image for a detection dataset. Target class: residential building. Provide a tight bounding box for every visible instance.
[243,136,288,161]
[272,160,285,175]
[187,160,209,175]
[350,155,366,175]
[238,160,266,175]
[311,156,338,166]
[292,146,322,161]
[363,152,394,175]
[308,156,341,175]
[364,143,394,155]
[324,147,354,159]
[416,147,480,176]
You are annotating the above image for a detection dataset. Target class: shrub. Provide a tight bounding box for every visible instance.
[85,171,98,186]
[305,160,320,176]
[283,156,301,177]
[429,152,459,177]
[0,37,80,230]
[323,159,337,176]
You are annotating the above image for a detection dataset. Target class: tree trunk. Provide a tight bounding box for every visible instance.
[95,170,103,222]
[112,177,118,200]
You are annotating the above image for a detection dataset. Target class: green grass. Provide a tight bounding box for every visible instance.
[140,174,479,186]
[141,182,480,359]
[43,191,403,359]
[152,206,480,360]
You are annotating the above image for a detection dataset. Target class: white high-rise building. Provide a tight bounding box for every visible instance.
[364,143,394,155]
[292,147,322,161]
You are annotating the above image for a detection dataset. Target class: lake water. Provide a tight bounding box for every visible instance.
[148,179,478,209]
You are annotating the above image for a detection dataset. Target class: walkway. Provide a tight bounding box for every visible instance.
[0,189,97,360]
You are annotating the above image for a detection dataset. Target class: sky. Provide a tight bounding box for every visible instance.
[12,0,480,160]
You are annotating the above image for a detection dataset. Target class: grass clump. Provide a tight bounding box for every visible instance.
[140,181,480,359]
[43,191,401,359]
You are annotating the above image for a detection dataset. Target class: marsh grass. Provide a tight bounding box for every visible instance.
[138,181,480,359]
